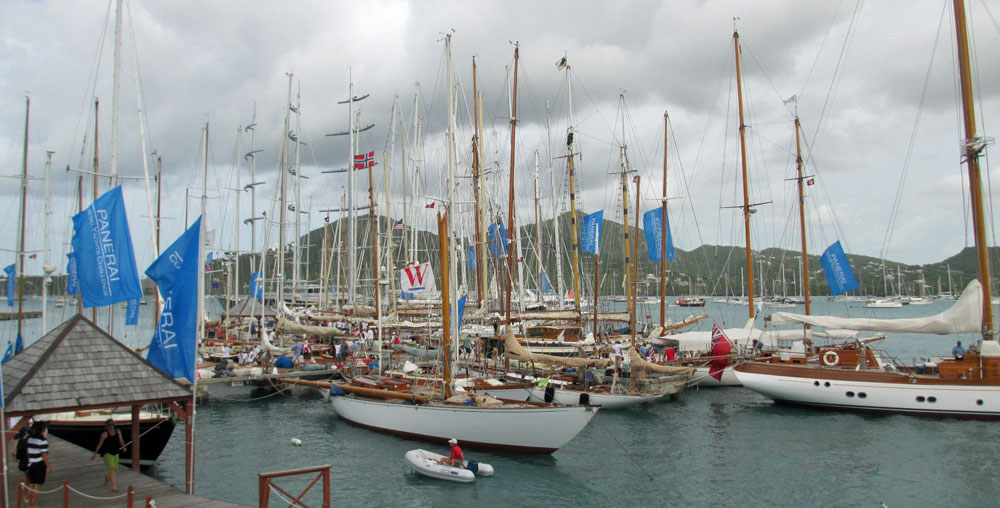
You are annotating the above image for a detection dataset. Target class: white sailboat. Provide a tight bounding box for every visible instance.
[735,0,1000,419]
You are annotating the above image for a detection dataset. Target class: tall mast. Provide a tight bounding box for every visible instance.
[734,29,756,319]
[42,150,55,334]
[534,151,542,298]
[953,0,994,338]
[292,81,302,295]
[16,97,29,341]
[438,211,453,399]
[793,107,811,318]
[564,63,583,317]
[632,175,640,344]
[110,0,122,186]
[472,57,487,309]
[505,44,520,325]
[660,112,668,328]
[92,98,99,324]
[546,101,565,309]
[154,154,162,324]
[618,98,635,338]
[347,73,357,306]
[445,33,460,369]
[277,73,292,307]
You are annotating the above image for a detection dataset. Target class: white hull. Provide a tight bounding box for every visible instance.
[734,368,1000,418]
[690,366,742,387]
[330,395,598,453]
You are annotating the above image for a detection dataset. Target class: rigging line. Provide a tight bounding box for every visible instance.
[799,0,850,100]
[803,0,866,171]
[969,3,1000,263]
[741,42,794,109]
[879,0,948,262]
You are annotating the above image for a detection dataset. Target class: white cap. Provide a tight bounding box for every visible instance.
[448,438,458,445]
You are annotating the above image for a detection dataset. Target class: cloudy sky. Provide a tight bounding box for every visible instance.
[2,0,999,282]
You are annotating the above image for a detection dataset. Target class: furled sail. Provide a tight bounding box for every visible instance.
[628,348,695,375]
[276,317,347,338]
[504,326,611,369]
[770,280,983,335]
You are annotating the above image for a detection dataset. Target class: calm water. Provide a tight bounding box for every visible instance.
[5,297,1000,507]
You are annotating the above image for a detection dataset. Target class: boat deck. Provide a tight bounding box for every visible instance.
[4,436,249,507]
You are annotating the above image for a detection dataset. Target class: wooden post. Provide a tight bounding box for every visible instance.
[63,479,69,507]
[16,479,23,508]
[127,486,134,508]
[322,468,331,508]
[258,477,270,508]
[131,405,141,471]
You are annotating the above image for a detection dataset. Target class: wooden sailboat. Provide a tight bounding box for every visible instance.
[734,0,1000,419]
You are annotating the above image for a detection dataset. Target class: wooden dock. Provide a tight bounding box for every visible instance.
[5,436,249,508]
[0,311,41,321]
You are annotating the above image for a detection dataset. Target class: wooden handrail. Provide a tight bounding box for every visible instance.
[258,465,331,508]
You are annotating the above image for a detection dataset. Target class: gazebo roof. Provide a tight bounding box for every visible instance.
[2,314,191,415]
[226,297,277,318]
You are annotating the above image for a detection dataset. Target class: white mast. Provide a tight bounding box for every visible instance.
[292,81,303,297]
[445,33,460,367]
[41,151,56,334]
[277,73,292,306]
[546,102,564,308]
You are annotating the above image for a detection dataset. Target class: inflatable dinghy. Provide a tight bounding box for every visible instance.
[405,449,494,483]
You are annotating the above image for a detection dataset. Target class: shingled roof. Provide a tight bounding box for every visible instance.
[2,314,192,414]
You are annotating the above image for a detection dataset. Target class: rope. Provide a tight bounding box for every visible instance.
[65,484,131,500]
[19,484,62,494]
[599,422,654,481]
[267,486,304,507]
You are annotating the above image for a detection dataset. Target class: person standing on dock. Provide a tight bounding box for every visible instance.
[91,419,125,492]
[25,420,51,508]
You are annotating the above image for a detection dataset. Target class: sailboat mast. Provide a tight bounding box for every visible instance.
[565,65,583,316]
[505,45,520,325]
[92,98,99,324]
[734,29,756,319]
[16,97,29,340]
[438,211,453,399]
[534,152,542,298]
[660,112,668,328]
[632,175,640,344]
[471,58,486,309]
[42,150,54,334]
[794,112,811,317]
[278,73,291,307]
[953,0,994,338]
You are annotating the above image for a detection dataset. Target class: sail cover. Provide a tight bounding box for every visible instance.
[503,326,611,369]
[770,280,983,334]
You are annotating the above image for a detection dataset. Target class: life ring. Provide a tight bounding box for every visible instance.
[822,351,839,367]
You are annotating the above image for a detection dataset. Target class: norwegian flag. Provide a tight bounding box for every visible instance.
[708,323,733,381]
[353,150,375,169]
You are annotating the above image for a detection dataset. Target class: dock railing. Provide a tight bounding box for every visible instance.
[16,479,136,507]
[257,465,331,508]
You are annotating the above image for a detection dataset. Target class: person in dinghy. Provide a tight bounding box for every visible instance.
[438,438,464,467]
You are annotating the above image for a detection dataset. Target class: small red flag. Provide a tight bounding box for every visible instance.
[425,202,435,209]
[806,178,815,186]
[353,151,375,169]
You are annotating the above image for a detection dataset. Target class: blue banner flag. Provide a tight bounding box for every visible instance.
[125,298,140,325]
[541,271,551,293]
[4,263,14,307]
[456,294,468,331]
[642,208,675,262]
[14,333,23,356]
[1,342,11,365]
[820,240,859,295]
[145,216,201,382]
[65,253,79,294]
[488,221,508,258]
[581,210,603,255]
[71,186,143,308]
[467,247,476,271]
[249,271,264,300]
[205,251,214,267]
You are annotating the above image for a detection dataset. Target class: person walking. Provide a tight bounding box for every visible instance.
[25,420,51,508]
[91,419,125,492]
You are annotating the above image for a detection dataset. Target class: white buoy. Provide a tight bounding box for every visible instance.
[290,438,302,446]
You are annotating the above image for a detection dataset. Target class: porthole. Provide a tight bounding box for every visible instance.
[977,399,984,406]
[928,396,937,403]
[916,396,926,402]
[845,391,855,398]
[858,392,867,399]
[824,382,831,387]
[814,381,820,386]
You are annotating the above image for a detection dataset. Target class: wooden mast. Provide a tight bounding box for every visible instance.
[505,45,520,326]
[793,110,811,319]
[92,98,99,324]
[619,96,635,337]
[471,57,486,309]
[564,65,583,318]
[632,175,640,344]
[438,211,452,399]
[734,29,756,319]
[660,112,668,328]
[953,0,994,339]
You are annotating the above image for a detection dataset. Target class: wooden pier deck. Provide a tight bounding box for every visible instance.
[0,311,41,321]
[5,436,249,508]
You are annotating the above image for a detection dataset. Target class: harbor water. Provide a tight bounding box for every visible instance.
[4,297,1000,507]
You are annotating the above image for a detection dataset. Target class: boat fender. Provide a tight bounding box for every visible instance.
[290,438,302,446]
[579,393,590,406]
[544,386,555,403]
[329,385,346,397]
[822,351,839,367]
[466,460,479,474]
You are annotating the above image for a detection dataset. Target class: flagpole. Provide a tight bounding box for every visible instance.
[188,121,209,495]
